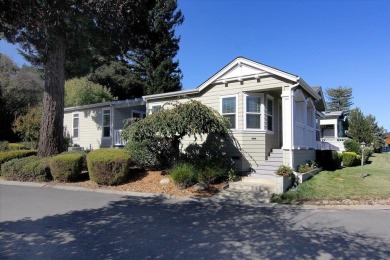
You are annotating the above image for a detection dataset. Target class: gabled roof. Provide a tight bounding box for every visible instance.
[311,86,326,111]
[143,56,320,101]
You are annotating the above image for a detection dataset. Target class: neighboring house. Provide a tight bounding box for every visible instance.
[143,57,326,173]
[320,111,349,152]
[63,99,146,150]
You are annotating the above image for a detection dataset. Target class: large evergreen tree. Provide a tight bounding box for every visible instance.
[326,86,353,112]
[127,0,184,95]
[0,1,152,157]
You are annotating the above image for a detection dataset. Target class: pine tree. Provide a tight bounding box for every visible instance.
[326,86,353,112]
[127,0,184,95]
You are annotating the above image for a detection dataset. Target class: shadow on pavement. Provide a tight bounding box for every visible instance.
[1,192,389,259]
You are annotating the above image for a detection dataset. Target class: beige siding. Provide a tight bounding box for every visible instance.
[146,76,292,171]
[64,106,111,150]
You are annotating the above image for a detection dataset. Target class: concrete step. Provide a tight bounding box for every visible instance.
[228,181,274,193]
[254,165,279,171]
[267,157,283,162]
[261,161,282,167]
[271,149,283,154]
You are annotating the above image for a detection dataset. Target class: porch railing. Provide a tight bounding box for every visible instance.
[114,129,126,146]
[320,137,349,151]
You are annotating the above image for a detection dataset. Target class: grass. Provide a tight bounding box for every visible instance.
[272,153,390,204]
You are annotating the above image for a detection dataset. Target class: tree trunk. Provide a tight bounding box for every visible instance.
[37,34,66,157]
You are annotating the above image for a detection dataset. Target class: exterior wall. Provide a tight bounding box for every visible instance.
[64,106,111,150]
[147,76,289,171]
[292,149,316,169]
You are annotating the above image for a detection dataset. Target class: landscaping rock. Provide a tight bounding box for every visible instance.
[194,182,208,191]
[160,177,170,184]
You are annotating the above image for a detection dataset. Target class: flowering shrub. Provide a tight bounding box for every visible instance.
[275,165,294,177]
[297,160,317,173]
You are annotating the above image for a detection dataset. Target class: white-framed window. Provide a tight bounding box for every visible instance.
[266,96,274,131]
[102,109,111,138]
[221,95,238,129]
[72,113,79,139]
[244,93,263,130]
[151,105,162,114]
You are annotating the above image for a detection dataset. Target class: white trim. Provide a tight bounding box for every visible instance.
[102,108,111,138]
[244,93,264,131]
[266,95,274,133]
[220,94,238,130]
[72,112,80,140]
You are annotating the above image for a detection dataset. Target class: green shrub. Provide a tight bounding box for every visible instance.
[0,141,9,151]
[125,137,176,170]
[50,153,85,182]
[344,139,361,154]
[342,152,359,167]
[8,143,28,150]
[1,156,51,181]
[196,158,229,184]
[275,165,294,177]
[297,160,317,173]
[0,150,37,165]
[86,148,131,185]
[316,150,342,171]
[170,163,197,188]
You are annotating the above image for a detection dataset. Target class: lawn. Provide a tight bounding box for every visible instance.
[272,152,390,204]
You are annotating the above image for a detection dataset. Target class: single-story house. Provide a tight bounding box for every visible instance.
[320,110,349,152]
[143,57,327,173]
[63,99,146,149]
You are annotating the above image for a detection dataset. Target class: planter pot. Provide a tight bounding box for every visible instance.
[296,167,322,184]
[275,175,293,194]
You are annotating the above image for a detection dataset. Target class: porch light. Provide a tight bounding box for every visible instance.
[360,141,366,178]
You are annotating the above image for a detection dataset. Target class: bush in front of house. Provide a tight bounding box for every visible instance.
[342,152,359,167]
[86,148,131,185]
[316,150,342,171]
[125,137,176,170]
[196,158,230,185]
[275,165,294,177]
[297,160,317,173]
[0,150,37,165]
[344,139,361,154]
[1,156,51,181]
[50,152,85,182]
[170,162,198,188]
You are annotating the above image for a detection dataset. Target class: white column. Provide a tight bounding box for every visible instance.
[281,87,292,150]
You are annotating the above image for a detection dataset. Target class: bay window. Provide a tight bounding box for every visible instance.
[221,95,237,129]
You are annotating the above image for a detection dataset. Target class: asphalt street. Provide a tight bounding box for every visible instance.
[1,183,390,259]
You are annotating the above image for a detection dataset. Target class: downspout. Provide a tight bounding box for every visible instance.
[290,82,300,168]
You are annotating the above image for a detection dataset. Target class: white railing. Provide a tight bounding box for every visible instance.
[114,129,126,146]
[320,137,349,152]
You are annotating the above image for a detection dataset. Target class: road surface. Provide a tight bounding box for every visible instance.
[1,183,390,259]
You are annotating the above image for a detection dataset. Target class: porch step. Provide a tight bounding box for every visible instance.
[228,175,275,193]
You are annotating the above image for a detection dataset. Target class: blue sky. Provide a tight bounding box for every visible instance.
[1,0,389,130]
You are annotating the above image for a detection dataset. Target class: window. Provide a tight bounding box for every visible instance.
[102,109,111,137]
[73,113,79,138]
[132,111,146,119]
[151,105,161,114]
[221,96,237,129]
[267,97,273,131]
[246,95,262,129]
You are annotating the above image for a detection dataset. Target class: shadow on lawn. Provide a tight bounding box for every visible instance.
[1,194,389,259]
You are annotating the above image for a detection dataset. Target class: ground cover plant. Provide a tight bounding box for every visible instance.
[271,153,390,204]
[87,148,132,185]
[1,156,51,182]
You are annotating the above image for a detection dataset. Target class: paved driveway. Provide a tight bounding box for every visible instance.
[1,183,390,259]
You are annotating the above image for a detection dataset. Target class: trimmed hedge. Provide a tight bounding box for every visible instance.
[316,150,342,171]
[50,153,85,182]
[0,150,37,165]
[86,148,131,185]
[1,156,51,181]
[342,152,359,167]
